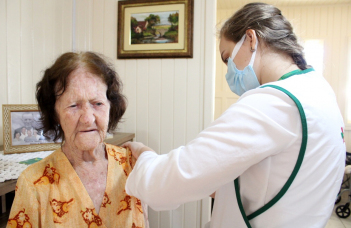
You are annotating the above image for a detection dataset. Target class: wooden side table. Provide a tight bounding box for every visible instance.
[104,132,135,146]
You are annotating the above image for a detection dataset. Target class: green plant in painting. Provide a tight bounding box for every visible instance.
[131,16,141,43]
[165,12,179,42]
[168,12,179,26]
[164,31,178,42]
[145,14,161,28]
[131,16,138,28]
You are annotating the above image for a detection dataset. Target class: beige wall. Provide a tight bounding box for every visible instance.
[216,3,351,151]
[0,0,215,227]
[0,0,73,116]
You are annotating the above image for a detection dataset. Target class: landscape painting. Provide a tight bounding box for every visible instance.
[131,11,179,44]
[117,0,194,58]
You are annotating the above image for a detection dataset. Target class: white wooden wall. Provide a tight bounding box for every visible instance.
[0,0,216,227]
[216,3,351,151]
[0,0,73,143]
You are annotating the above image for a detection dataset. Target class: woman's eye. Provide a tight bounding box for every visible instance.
[96,102,103,106]
[69,104,77,108]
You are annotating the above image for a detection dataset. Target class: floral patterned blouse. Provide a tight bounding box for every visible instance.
[7,143,145,228]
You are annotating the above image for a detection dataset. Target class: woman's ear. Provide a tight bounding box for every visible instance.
[246,29,257,52]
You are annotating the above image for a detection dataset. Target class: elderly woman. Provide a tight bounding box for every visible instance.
[7,52,146,228]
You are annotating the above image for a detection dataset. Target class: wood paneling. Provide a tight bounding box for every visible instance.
[0,0,72,146]
[92,0,104,53]
[75,0,92,51]
[7,0,21,104]
[0,0,8,146]
[32,0,46,91]
[20,0,33,104]
[103,0,117,57]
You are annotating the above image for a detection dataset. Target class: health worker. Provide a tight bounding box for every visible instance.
[124,3,346,228]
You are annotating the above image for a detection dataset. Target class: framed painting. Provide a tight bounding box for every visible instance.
[2,104,61,154]
[117,0,194,59]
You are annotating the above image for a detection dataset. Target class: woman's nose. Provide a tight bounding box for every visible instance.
[79,105,95,125]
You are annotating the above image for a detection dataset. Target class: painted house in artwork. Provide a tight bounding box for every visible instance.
[134,21,148,33]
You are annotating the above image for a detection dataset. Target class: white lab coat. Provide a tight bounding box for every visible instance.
[126,70,345,228]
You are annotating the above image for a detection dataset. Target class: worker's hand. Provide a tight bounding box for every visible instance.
[122,141,155,160]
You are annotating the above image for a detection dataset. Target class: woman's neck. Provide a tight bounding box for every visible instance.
[62,143,107,167]
[257,49,300,85]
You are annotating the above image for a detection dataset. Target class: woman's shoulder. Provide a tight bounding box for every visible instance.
[19,149,62,182]
[106,143,128,156]
[105,143,134,170]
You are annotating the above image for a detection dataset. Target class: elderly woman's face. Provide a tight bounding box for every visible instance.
[55,67,110,151]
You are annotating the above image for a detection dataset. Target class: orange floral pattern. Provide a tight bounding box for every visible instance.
[107,147,128,176]
[50,198,74,223]
[136,199,143,214]
[81,208,102,227]
[33,164,60,185]
[7,144,145,227]
[7,208,32,228]
[117,195,132,215]
[101,192,111,208]
[128,151,133,168]
[132,223,142,228]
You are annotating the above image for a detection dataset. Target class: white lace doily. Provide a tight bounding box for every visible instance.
[0,150,54,183]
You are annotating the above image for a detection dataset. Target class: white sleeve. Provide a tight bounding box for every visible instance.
[125,90,300,211]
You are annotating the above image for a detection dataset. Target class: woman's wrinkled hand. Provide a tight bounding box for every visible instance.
[122,142,155,160]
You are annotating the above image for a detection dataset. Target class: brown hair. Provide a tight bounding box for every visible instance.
[36,52,127,142]
[220,2,309,70]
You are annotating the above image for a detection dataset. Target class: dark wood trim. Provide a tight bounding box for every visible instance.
[0,180,16,196]
[105,132,135,146]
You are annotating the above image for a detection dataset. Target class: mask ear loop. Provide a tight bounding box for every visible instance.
[248,34,258,67]
[230,34,246,60]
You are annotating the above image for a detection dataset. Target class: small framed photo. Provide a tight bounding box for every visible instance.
[2,104,61,154]
[117,0,194,59]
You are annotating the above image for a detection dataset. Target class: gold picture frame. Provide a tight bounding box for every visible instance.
[117,0,194,59]
[2,104,61,154]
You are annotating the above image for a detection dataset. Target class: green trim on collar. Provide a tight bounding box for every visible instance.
[278,68,314,81]
[234,85,308,225]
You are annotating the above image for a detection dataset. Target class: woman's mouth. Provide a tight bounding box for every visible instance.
[80,129,97,133]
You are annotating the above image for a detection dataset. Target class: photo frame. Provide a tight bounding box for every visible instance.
[2,104,61,154]
[117,0,194,59]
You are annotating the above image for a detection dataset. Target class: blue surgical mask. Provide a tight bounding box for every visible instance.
[225,34,260,96]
